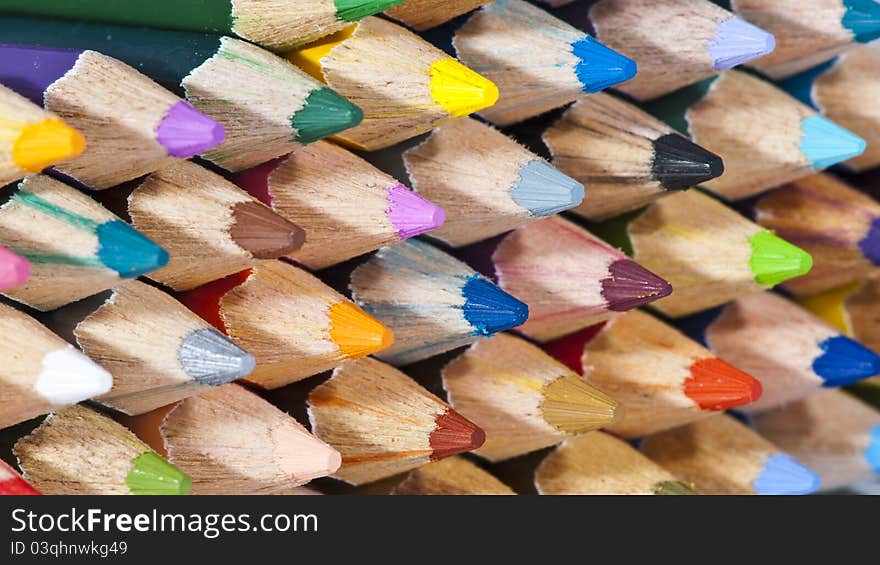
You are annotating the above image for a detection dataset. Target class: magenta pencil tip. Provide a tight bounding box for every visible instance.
[387,183,446,239]
[0,246,31,292]
[156,101,226,158]
[602,259,672,311]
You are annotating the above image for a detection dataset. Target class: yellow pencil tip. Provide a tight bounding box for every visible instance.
[287,24,358,82]
[328,301,394,358]
[12,118,85,172]
[429,58,498,118]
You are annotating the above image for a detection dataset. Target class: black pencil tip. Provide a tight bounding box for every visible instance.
[651,134,724,190]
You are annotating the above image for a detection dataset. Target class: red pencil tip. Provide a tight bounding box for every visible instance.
[0,461,39,495]
[684,357,763,411]
[543,322,608,374]
[429,408,485,460]
[177,269,252,333]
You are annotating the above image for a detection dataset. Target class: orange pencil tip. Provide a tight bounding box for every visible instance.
[328,301,394,358]
[684,357,763,411]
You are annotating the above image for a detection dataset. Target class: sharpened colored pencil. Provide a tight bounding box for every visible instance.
[125,160,305,291]
[385,0,491,30]
[553,0,775,100]
[13,404,192,495]
[349,239,527,366]
[543,93,723,221]
[535,432,697,495]
[391,457,515,495]
[45,280,255,415]
[753,173,880,297]
[726,0,880,79]
[122,384,341,494]
[752,389,880,490]
[589,189,812,317]
[642,413,821,495]
[0,45,223,189]
[0,0,406,51]
[0,83,83,185]
[677,291,880,412]
[801,277,880,358]
[288,16,497,150]
[0,175,168,311]
[442,333,620,461]
[179,260,393,389]
[308,357,485,485]
[0,16,363,172]
[643,70,865,200]
[545,309,762,438]
[451,0,636,125]
[398,117,582,247]
[779,44,880,171]
[0,245,30,292]
[0,459,38,495]
[470,215,670,341]
[233,141,443,270]
[0,302,111,429]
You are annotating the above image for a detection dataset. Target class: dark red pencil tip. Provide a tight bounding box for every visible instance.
[429,409,485,460]
[602,259,672,312]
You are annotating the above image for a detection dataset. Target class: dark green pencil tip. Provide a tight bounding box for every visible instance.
[126,452,192,495]
[335,0,406,22]
[291,88,363,144]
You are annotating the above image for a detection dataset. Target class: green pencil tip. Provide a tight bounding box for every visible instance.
[126,452,192,495]
[748,230,813,287]
[654,480,697,495]
[334,0,406,22]
[291,88,363,144]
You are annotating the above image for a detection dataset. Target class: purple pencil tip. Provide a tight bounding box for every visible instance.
[602,259,672,311]
[708,17,776,70]
[156,101,226,158]
[387,183,446,239]
[859,217,880,266]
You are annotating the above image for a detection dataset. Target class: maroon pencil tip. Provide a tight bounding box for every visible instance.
[429,409,485,460]
[602,259,672,312]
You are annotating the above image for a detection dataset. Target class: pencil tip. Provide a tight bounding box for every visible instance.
[179,328,256,386]
[709,17,776,70]
[156,101,225,158]
[230,201,305,259]
[842,0,880,43]
[335,0,406,22]
[542,374,620,433]
[96,220,169,278]
[430,408,485,460]
[429,58,499,118]
[651,134,724,190]
[684,357,762,411]
[653,480,697,495]
[328,301,394,358]
[461,275,529,335]
[292,87,363,144]
[865,425,880,475]
[35,346,113,405]
[11,118,85,172]
[511,160,585,216]
[748,231,812,287]
[858,217,880,266]
[0,246,30,292]
[799,115,866,170]
[126,451,192,495]
[813,335,880,386]
[753,454,820,495]
[602,259,672,311]
[387,183,446,239]
[271,424,342,482]
[571,36,637,93]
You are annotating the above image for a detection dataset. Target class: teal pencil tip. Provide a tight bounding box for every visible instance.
[571,36,637,93]
[292,88,363,144]
[800,115,866,170]
[96,220,169,279]
[842,0,880,43]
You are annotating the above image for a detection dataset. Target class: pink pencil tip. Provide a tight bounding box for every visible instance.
[387,183,446,239]
[0,246,30,291]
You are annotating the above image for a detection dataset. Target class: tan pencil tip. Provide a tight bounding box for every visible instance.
[230,201,305,259]
[328,301,394,358]
[430,408,485,461]
[541,374,620,433]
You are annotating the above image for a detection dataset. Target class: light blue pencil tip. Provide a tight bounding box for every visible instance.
[460,275,528,336]
[511,160,584,217]
[571,36,637,93]
[800,115,866,170]
[96,220,169,279]
[753,454,821,495]
[865,425,880,475]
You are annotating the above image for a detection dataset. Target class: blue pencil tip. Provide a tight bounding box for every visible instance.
[800,115,866,170]
[842,0,880,43]
[865,425,880,475]
[813,335,880,387]
[96,220,169,278]
[571,36,637,93]
[511,160,584,217]
[753,454,821,495]
[461,275,528,335]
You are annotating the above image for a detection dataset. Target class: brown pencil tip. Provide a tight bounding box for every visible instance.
[602,259,672,311]
[230,201,305,259]
[430,408,485,461]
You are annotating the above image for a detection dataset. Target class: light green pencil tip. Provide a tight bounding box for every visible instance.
[748,230,813,287]
[127,452,192,495]
[654,480,697,495]
[335,0,406,22]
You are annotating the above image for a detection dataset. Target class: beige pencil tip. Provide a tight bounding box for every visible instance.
[541,374,620,433]
[271,423,343,483]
